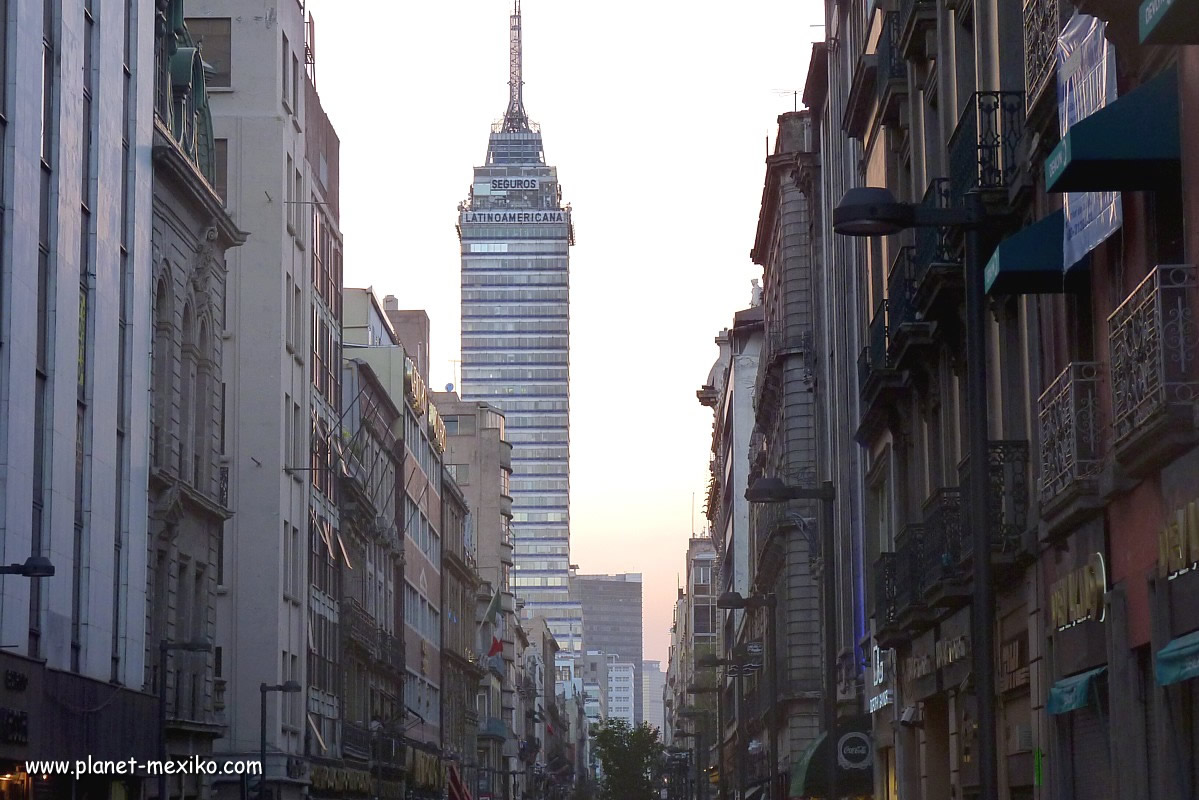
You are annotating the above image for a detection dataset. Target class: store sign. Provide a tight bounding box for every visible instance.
[404,356,428,417]
[491,178,539,190]
[869,645,895,713]
[460,210,567,224]
[935,635,970,669]
[1050,552,1107,630]
[1159,500,1199,579]
[838,732,873,770]
[310,765,372,792]
[903,653,933,682]
[999,636,1030,693]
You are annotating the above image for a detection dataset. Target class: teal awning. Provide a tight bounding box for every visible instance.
[1156,629,1199,686]
[788,716,874,799]
[1046,68,1179,193]
[1047,666,1106,715]
[1140,0,1199,45]
[984,211,1068,295]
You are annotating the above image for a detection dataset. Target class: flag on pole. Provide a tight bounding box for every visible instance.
[480,587,503,658]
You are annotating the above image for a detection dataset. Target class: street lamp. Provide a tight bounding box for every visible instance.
[258,680,302,799]
[158,639,212,800]
[834,185,997,800]
[679,708,713,800]
[0,557,55,577]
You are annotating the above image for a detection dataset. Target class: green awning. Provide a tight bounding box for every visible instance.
[1140,0,1199,45]
[1047,666,1106,715]
[984,211,1068,295]
[787,716,873,799]
[1156,629,1199,686]
[1046,68,1179,193]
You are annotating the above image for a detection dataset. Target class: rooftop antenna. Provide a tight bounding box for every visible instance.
[691,492,695,535]
[502,0,531,132]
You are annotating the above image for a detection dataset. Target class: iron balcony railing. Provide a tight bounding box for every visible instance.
[959,441,1031,557]
[873,553,898,628]
[894,523,927,612]
[888,246,918,335]
[481,716,508,740]
[1108,264,1199,448]
[1038,362,1103,506]
[877,11,906,116]
[343,721,371,758]
[948,92,1025,199]
[912,179,959,293]
[343,600,378,658]
[379,630,404,672]
[870,300,889,371]
[1024,0,1062,111]
[922,488,964,589]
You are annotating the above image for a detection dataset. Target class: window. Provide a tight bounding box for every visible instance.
[187,18,230,87]
[285,154,294,231]
[291,52,299,112]
[213,138,228,201]
[280,32,289,106]
[285,275,295,350]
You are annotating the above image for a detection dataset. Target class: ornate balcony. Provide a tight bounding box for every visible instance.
[888,246,936,368]
[948,92,1025,200]
[379,630,404,672]
[921,488,969,608]
[857,301,906,443]
[343,721,371,759]
[342,600,379,659]
[480,716,508,741]
[911,179,962,317]
[876,12,907,126]
[893,523,934,630]
[1024,0,1063,113]
[898,0,937,60]
[1108,264,1199,476]
[1038,362,1104,532]
[959,440,1032,565]
[873,553,902,648]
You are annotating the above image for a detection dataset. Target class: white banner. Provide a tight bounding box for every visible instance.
[1057,13,1122,269]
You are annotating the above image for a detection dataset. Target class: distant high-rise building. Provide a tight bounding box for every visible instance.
[606,658,636,726]
[458,1,580,652]
[642,661,666,735]
[574,573,644,722]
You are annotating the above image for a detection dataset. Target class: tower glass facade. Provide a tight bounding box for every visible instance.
[458,5,581,652]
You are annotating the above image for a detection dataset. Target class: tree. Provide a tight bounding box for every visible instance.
[592,719,665,800]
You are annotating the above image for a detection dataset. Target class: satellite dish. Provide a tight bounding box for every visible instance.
[445,382,455,392]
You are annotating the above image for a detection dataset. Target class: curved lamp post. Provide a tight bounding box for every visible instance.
[258,680,302,798]
[833,185,998,800]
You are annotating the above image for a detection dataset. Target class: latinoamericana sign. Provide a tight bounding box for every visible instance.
[460,210,567,224]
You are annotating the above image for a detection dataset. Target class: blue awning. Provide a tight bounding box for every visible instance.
[1047,666,1106,715]
[1140,0,1199,45]
[1156,629,1199,686]
[984,211,1070,295]
[1046,68,1179,193]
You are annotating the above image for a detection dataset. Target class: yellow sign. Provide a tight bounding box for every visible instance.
[404,357,428,417]
[1050,552,1106,630]
[1159,500,1199,578]
[310,765,372,793]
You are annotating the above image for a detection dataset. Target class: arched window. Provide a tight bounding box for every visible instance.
[152,274,173,468]
[179,303,195,481]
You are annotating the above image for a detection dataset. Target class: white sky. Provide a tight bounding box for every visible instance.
[303,0,821,663]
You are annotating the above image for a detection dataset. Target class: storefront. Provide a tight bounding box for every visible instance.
[1043,519,1110,800]
[894,610,970,800]
[1150,487,1199,796]
[866,642,898,800]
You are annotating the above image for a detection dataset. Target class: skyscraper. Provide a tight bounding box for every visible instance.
[573,573,644,722]
[458,1,581,652]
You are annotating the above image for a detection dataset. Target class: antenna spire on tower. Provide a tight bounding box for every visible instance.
[502,0,531,132]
